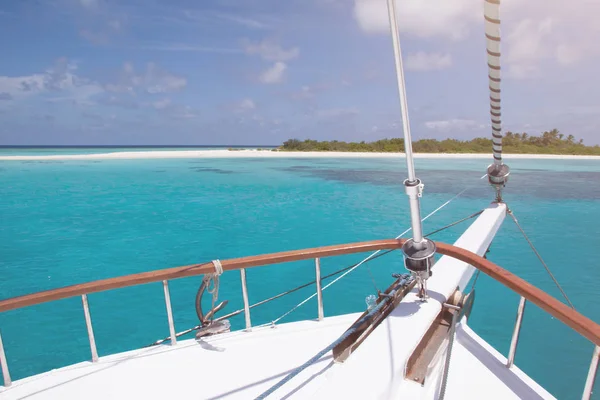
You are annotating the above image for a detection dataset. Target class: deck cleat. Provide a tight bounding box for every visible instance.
[401,238,436,299]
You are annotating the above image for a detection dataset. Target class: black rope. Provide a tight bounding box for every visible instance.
[507,208,575,309]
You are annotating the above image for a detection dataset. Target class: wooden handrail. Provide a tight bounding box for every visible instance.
[0,239,404,313]
[435,242,600,347]
[1,239,599,346]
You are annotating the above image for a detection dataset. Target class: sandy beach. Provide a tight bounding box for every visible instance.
[1,149,599,161]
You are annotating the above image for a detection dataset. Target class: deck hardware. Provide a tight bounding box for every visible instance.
[162,280,177,345]
[315,258,324,321]
[507,296,526,368]
[240,269,252,331]
[582,345,599,400]
[0,330,11,387]
[81,294,99,362]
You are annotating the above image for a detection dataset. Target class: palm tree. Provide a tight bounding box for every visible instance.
[567,134,575,144]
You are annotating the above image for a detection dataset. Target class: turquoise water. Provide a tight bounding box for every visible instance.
[0,146,275,156]
[1,156,599,399]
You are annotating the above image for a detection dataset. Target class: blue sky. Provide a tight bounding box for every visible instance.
[0,0,599,145]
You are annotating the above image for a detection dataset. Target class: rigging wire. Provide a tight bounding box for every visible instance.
[469,269,482,293]
[424,210,484,238]
[147,176,487,346]
[507,208,576,309]
[147,204,485,347]
[266,176,486,326]
[146,249,396,347]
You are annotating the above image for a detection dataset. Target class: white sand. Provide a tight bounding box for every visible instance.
[1,149,599,161]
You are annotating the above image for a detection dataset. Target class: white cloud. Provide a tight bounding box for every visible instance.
[353,0,600,79]
[505,18,554,79]
[0,58,103,102]
[139,43,241,53]
[183,10,272,30]
[170,105,197,119]
[406,52,452,71]
[0,74,45,97]
[425,119,478,130]
[317,108,359,118]
[79,29,109,45]
[107,62,187,93]
[74,0,124,45]
[260,62,287,84]
[353,0,478,40]
[229,98,257,113]
[291,85,315,100]
[502,0,600,78]
[238,98,256,111]
[214,13,268,29]
[79,0,98,9]
[153,98,171,109]
[243,39,299,61]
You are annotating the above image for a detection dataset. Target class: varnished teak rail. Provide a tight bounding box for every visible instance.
[0,240,401,313]
[1,238,599,347]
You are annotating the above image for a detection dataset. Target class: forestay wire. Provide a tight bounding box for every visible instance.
[147,175,487,346]
[507,208,576,309]
[266,174,487,326]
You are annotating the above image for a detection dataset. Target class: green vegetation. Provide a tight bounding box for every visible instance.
[280,129,600,155]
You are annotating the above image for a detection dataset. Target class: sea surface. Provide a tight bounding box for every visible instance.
[1,152,599,399]
[0,145,275,156]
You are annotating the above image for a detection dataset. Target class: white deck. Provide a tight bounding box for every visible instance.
[0,316,553,400]
[0,203,557,399]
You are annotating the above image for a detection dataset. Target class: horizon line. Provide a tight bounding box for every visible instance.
[0,145,280,148]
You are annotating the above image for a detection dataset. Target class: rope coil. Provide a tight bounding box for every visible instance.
[202,260,224,323]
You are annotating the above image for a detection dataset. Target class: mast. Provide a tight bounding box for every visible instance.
[484,0,510,201]
[386,0,435,298]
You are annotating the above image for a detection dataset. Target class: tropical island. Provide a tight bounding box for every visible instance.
[279,129,600,155]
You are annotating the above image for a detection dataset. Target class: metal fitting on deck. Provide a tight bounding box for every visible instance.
[487,163,510,202]
[404,178,424,197]
[401,238,436,299]
[487,163,510,187]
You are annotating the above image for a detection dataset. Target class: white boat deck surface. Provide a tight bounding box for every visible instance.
[0,203,556,399]
[0,315,554,400]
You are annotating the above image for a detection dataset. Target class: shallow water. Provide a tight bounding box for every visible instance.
[1,156,599,399]
[0,146,273,157]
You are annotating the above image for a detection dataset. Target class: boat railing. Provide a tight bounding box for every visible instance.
[0,238,598,398]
